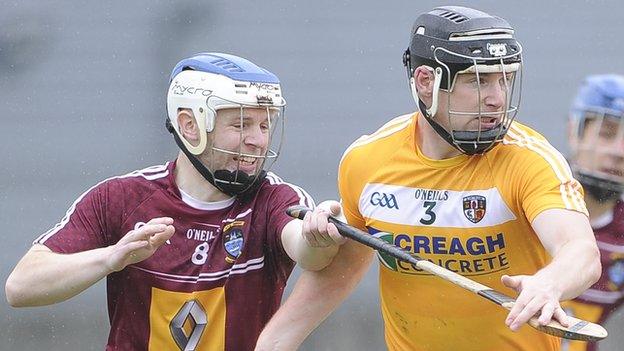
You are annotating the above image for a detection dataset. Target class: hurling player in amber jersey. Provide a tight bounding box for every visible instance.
[257,6,601,351]
[5,53,346,351]
[560,75,624,351]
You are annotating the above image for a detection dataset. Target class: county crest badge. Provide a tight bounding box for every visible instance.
[463,195,486,224]
[223,221,245,263]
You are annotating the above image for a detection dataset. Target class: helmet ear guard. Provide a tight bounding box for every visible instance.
[166,69,241,156]
[171,106,209,156]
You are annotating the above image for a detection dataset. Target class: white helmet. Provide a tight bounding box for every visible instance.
[166,53,286,196]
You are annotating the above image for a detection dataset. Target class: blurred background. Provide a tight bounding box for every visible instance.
[1,0,623,350]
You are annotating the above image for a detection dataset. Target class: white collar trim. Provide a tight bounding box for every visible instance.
[178,187,235,210]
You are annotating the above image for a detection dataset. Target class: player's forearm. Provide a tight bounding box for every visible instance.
[538,238,601,301]
[256,275,331,351]
[256,242,374,350]
[289,238,339,271]
[256,272,347,350]
[281,219,340,271]
[5,246,114,307]
[531,209,602,301]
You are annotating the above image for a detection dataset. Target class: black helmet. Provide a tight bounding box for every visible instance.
[403,6,523,155]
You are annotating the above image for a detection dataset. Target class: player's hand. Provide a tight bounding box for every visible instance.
[501,274,569,331]
[106,217,175,272]
[301,200,347,248]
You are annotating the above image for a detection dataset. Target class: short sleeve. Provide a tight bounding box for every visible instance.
[34,179,123,253]
[516,147,588,222]
[265,179,315,283]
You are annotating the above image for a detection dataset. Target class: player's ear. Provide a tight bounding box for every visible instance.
[414,66,435,99]
[177,108,200,144]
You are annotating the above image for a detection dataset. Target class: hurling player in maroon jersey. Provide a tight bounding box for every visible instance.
[562,75,624,351]
[5,53,346,351]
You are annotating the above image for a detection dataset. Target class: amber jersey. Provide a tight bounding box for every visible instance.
[338,113,587,351]
[561,200,624,351]
[35,161,314,351]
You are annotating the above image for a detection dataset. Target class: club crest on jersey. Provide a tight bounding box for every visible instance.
[223,221,245,263]
[463,195,486,223]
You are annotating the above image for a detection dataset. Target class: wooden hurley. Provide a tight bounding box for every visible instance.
[287,205,608,342]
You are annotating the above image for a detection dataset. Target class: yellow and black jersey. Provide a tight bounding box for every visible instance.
[339,113,587,351]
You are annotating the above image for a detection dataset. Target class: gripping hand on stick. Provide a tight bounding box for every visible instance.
[301,201,347,248]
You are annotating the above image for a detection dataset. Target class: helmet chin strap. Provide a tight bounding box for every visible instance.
[417,98,467,153]
[411,69,467,154]
[583,182,622,203]
[412,67,458,152]
[166,118,265,199]
[575,170,624,203]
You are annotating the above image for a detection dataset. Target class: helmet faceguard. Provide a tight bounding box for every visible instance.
[569,75,624,200]
[204,102,284,196]
[403,6,523,155]
[166,53,286,197]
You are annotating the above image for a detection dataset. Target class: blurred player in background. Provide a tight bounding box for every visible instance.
[257,6,601,351]
[5,53,344,350]
[561,75,624,351]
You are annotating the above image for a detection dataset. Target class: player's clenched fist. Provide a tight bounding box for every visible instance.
[106,217,175,272]
[301,200,347,248]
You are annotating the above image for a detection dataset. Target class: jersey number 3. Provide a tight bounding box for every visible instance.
[419,201,437,225]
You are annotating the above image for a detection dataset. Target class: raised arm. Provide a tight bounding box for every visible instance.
[502,209,601,330]
[5,217,174,307]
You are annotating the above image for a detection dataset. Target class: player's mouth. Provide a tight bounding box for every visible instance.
[234,155,257,164]
[477,117,500,130]
[233,155,258,172]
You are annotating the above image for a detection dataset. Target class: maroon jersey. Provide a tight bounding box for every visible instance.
[561,200,624,351]
[34,162,314,351]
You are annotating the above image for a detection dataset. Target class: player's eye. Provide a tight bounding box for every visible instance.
[473,77,487,86]
[599,128,617,139]
[500,74,514,87]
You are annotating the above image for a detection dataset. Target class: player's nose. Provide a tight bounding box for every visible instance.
[243,124,268,149]
[484,80,506,110]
